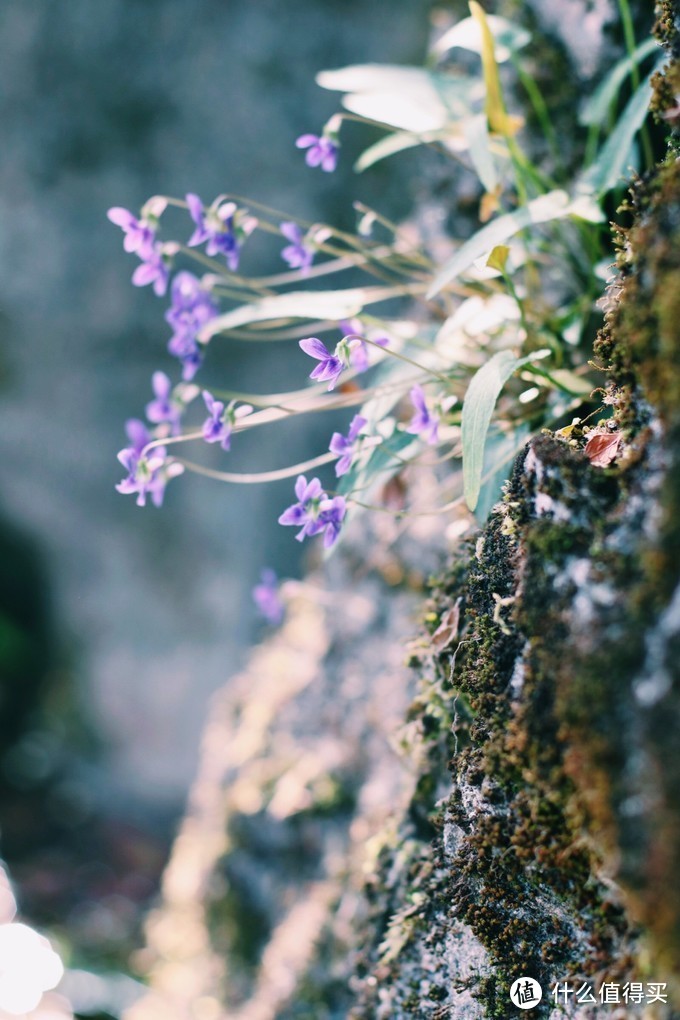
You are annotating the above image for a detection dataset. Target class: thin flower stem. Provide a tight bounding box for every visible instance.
[511,58,561,175]
[142,373,434,460]
[143,430,204,454]
[174,245,231,277]
[251,246,403,287]
[175,245,276,299]
[175,451,337,484]
[224,372,431,413]
[154,196,188,209]
[353,202,435,269]
[352,335,452,386]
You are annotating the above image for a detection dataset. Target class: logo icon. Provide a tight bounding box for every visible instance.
[510,977,543,1010]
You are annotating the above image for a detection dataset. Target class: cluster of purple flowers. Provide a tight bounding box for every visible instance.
[165,272,218,381]
[107,198,172,297]
[110,136,446,554]
[278,475,346,548]
[108,191,258,310]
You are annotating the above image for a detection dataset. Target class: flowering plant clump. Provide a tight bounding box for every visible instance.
[109,3,660,620]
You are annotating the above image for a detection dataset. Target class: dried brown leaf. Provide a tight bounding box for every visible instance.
[584,431,621,467]
[431,598,462,653]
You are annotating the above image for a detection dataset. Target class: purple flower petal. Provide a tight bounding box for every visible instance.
[296,134,318,148]
[278,504,306,526]
[299,337,330,361]
[132,262,157,286]
[186,193,204,226]
[305,145,324,168]
[107,207,135,229]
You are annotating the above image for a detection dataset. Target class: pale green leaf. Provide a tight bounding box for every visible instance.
[199,287,396,341]
[463,113,499,194]
[316,64,472,133]
[427,190,574,298]
[579,37,659,126]
[580,67,656,196]
[462,349,548,511]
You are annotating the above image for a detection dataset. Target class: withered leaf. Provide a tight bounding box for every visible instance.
[584,431,621,468]
[431,598,462,653]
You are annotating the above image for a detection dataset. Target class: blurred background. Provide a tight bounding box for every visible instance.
[0,0,432,983]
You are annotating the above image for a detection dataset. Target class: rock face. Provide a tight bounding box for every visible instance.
[128,4,680,1019]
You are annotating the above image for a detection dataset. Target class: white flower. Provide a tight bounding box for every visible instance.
[0,924,63,1015]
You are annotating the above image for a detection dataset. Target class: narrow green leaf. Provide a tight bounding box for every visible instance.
[526,366,593,396]
[462,349,547,511]
[580,67,657,196]
[427,190,572,298]
[579,37,659,126]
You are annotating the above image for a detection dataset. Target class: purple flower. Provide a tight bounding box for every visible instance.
[318,495,346,547]
[107,207,156,259]
[252,569,284,625]
[296,134,339,172]
[145,371,182,434]
[299,337,346,391]
[278,475,347,547]
[280,222,315,274]
[116,421,183,507]
[132,243,170,297]
[165,272,218,381]
[329,414,367,477]
[123,418,151,456]
[186,193,257,270]
[201,391,253,451]
[406,385,440,446]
